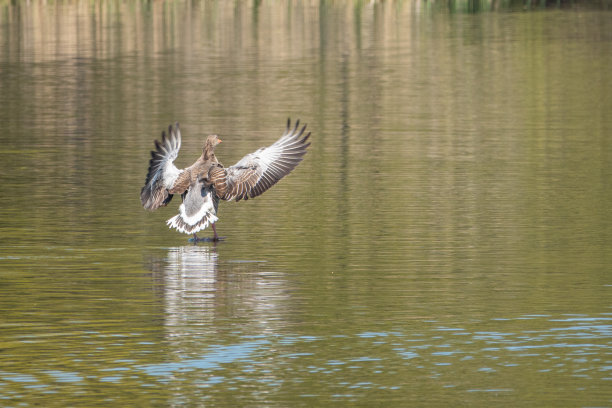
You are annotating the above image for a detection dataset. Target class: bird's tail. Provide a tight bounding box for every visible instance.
[166,182,219,235]
[166,211,218,234]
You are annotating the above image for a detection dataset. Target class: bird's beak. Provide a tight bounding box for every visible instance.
[218,138,222,143]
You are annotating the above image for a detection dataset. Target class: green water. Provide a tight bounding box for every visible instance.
[0,1,611,406]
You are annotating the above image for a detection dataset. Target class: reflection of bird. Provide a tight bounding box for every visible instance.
[162,246,218,331]
[141,119,311,242]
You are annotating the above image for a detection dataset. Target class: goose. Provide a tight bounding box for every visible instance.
[141,119,311,242]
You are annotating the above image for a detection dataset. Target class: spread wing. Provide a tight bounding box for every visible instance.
[140,123,185,210]
[211,119,311,202]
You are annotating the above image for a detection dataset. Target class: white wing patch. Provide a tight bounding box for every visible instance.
[163,161,182,190]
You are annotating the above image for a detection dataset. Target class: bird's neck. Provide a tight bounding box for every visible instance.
[202,149,216,162]
[202,140,217,161]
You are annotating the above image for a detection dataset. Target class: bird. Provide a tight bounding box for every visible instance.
[140,119,311,242]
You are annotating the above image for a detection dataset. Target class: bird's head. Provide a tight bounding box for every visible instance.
[203,134,222,154]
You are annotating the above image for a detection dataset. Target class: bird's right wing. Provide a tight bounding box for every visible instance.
[140,123,185,210]
[211,119,311,202]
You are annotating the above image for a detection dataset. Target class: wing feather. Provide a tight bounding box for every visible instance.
[140,123,185,210]
[214,119,310,202]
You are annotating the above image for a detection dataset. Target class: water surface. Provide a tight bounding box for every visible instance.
[0,1,611,406]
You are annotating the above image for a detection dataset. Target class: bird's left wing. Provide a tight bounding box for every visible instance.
[140,123,184,210]
[211,119,311,202]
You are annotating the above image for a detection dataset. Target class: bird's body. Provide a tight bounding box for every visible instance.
[141,119,310,241]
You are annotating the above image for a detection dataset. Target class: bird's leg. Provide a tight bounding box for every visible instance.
[189,226,222,243]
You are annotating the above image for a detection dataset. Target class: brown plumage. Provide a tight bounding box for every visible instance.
[141,119,311,241]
